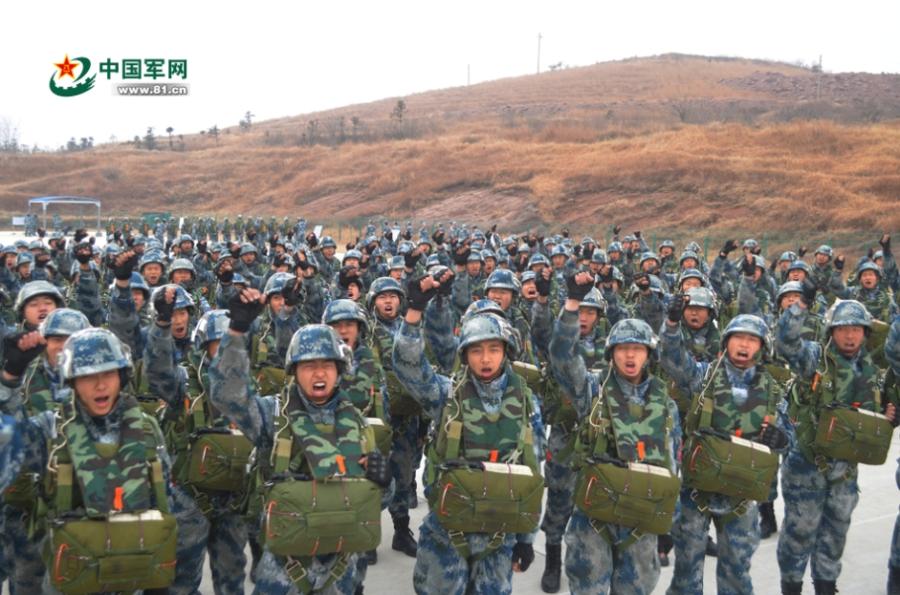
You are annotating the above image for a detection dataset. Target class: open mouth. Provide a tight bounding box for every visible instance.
[93,395,112,410]
[37,311,50,321]
[383,305,394,315]
[312,381,327,391]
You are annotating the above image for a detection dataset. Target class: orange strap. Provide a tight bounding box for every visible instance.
[113,486,124,512]
[335,455,347,475]
[636,441,646,461]
[489,450,499,463]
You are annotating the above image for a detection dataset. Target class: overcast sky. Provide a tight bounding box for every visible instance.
[4,0,899,149]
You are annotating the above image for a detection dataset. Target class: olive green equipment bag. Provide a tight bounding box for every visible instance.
[43,431,177,594]
[813,404,893,466]
[3,471,38,512]
[186,427,253,492]
[259,417,382,558]
[682,393,779,502]
[252,329,288,395]
[426,374,544,536]
[513,360,576,432]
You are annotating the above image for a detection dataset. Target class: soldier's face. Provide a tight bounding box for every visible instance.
[641,260,658,273]
[24,296,57,327]
[343,258,360,269]
[268,293,285,315]
[296,360,339,404]
[17,264,31,278]
[374,293,400,320]
[322,247,336,259]
[74,370,121,417]
[466,262,482,276]
[551,255,567,269]
[577,307,599,336]
[179,242,193,253]
[171,270,192,285]
[779,293,804,311]
[4,254,15,268]
[681,258,698,269]
[487,288,513,312]
[142,264,163,284]
[660,247,673,258]
[726,333,762,369]
[608,250,621,261]
[346,283,361,301]
[779,260,792,272]
[681,278,702,291]
[466,340,506,382]
[832,325,865,358]
[787,269,806,282]
[241,254,256,265]
[683,306,710,330]
[389,269,403,280]
[859,270,879,289]
[44,336,67,368]
[613,344,649,383]
[815,253,830,266]
[171,309,190,339]
[332,320,360,349]
[521,281,537,300]
[484,259,496,275]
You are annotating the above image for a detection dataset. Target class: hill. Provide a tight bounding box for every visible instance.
[1,53,898,248]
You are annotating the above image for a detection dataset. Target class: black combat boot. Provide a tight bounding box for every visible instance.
[364,549,378,565]
[759,501,778,539]
[391,514,418,557]
[540,543,562,593]
[889,565,900,595]
[812,579,837,595]
[780,580,803,594]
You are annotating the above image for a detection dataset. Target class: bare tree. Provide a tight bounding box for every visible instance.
[166,126,174,149]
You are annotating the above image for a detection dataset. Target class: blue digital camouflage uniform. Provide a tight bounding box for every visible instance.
[773,303,878,585]
[207,333,360,594]
[888,318,900,574]
[659,320,790,595]
[70,262,105,326]
[549,311,680,595]
[391,318,544,595]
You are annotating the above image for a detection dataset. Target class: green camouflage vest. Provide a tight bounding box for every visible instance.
[341,344,384,418]
[790,343,881,463]
[574,374,672,469]
[23,357,56,414]
[686,359,778,439]
[580,323,609,371]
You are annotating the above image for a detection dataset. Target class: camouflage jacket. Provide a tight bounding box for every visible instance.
[108,283,150,356]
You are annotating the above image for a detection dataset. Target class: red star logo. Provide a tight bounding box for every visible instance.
[54,55,78,79]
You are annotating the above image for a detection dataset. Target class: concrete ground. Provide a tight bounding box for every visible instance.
[201,437,900,594]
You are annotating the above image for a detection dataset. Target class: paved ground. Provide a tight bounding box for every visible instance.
[199,437,899,594]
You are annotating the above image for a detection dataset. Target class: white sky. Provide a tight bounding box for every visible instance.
[3,0,899,149]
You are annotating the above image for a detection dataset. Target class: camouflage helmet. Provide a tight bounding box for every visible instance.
[776,281,805,305]
[425,254,441,269]
[778,250,798,264]
[14,280,65,314]
[322,299,370,337]
[856,261,882,281]
[285,324,350,374]
[150,284,195,313]
[397,241,414,255]
[467,250,484,264]
[192,309,231,349]
[263,272,296,297]
[527,253,550,269]
[683,287,717,316]
[139,251,166,271]
[127,272,150,300]
[16,252,33,268]
[239,242,257,257]
[873,250,884,262]
[579,288,607,314]
[461,298,507,325]
[178,233,194,246]
[520,270,537,284]
[824,299,872,332]
[28,240,45,251]
[550,245,568,259]
[814,244,833,259]
[104,243,121,257]
[604,319,658,360]
[457,313,519,359]
[787,260,811,276]
[485,269,521,295]
[722,314,770,351]
[639,252,660,268]
[658,239,675,250]
[39,308,91,339]
[168,258,196,279]
[685,241,702,254]
[678,268,707,288]
[231,272,249,287]
[590,249,608,265]
[14,239,28,250]
[607,241,623,254]
[59,328,132,381]
[389,255,405,270]
[343,249,363,264]
[679,250,700,266]
[365,277,405,311]
[320,236,337,249]
[481,249,497,262]
[608,266,625,286]
[742,239,759,250]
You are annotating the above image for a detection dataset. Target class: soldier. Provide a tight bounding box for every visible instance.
[548,272,681,594]
[775,299,897,594]
[209,294,391,594]
[139,251,168,289]
[886,316,900,594]
[367,276,420,557]
[0,328,191,594]
[661,313,790,595]
[252,272,305,395]
[392,276,544,595]
[833,260,897,322]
